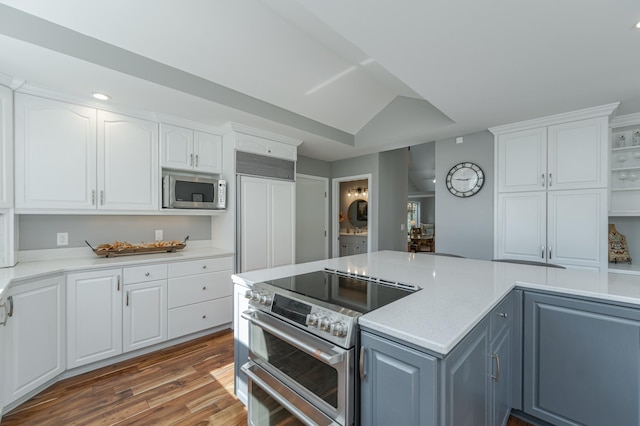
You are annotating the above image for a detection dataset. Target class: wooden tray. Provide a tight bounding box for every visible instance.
[85,237,188,258]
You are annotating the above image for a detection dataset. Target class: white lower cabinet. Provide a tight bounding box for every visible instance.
[3,276,65,406]
[167,257,233,339]
[496,189,606,269]
[66,269,123,369]
[123,264,168,353]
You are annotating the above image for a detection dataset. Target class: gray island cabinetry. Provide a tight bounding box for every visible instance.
[361,291,519,426]
[523,291,640,426]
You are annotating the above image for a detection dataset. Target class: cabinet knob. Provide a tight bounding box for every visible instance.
[202,265,207,269]
[145,272,150,277]
[202,286,207,290]
[497,312,508,319]
[202,315,207,319]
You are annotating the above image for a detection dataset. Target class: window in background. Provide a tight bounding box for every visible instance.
[407,201,421,234]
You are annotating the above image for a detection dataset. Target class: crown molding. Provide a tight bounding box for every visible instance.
[489,102,620,135]
[220,121,303,146]
[610,112,640,128]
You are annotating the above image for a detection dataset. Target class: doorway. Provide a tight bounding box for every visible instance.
[295,174,329,263]
[332,174,372,257]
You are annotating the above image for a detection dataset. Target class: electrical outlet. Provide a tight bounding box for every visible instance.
[57,232,68,246]
[155,229,163,241]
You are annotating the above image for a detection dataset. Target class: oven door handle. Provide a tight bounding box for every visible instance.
[242,310,345,366]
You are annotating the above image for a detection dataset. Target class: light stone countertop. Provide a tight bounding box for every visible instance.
[0,246,234,298]
[232,250,640,356]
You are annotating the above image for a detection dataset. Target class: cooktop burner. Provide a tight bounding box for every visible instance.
[263,269,418,314]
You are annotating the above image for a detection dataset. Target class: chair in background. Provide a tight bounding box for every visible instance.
[491,259,566,269]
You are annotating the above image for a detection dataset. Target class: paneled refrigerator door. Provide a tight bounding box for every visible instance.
[0,209,17,268]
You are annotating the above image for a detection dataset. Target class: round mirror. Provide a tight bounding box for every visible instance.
[348,199,368,228]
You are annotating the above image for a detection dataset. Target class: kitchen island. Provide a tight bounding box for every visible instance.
[233,250,640,426]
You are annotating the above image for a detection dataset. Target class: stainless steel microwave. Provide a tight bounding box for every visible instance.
[162,173,226,210]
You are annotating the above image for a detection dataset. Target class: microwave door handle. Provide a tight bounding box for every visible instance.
[242,310,345,365]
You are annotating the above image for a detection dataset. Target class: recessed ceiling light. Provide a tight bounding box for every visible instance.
[635,21,640,29]
[92,92,110,100]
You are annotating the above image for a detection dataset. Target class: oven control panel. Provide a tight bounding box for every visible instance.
[245,285,359,347]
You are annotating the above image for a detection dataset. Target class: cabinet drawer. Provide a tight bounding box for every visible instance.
[123,264,168,284]
[168,271,232,308]
[168,257,232,278]
[168,296,232,339]
[490,292,514,340]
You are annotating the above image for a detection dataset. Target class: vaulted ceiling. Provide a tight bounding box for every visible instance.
[0,0,638,161]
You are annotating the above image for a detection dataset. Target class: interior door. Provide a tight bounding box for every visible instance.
[296,174,328,263]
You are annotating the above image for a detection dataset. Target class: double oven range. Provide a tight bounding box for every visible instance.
[241,268,419,425]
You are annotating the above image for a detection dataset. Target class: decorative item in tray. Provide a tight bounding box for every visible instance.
[85,236,189,258]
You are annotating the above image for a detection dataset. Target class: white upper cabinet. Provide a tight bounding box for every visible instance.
[97,111,158,210]
[497,128,547,192]
[15,93,97,210]
[235,132,297,161]
[0,85,13,208]
[160,123,221,174]
[547,117,608,191]
[496,116,608,193]
[15,93,159,212]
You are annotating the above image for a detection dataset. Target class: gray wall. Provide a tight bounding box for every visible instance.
[297,155,331,178]
[331,153,379,251]
[435,131,494,259]
[378,149,409,251]
[19,215,211,250]
[417,196,435,224]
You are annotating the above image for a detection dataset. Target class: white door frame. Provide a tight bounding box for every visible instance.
[332,174,372,257]
[296,173,329,260]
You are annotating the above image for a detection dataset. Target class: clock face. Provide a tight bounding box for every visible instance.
[446,162,484,197]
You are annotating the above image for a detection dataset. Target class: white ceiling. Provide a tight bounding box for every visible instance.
[0,0,639,162]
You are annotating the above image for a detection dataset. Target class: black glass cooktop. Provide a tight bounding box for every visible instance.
[263,270,416,314]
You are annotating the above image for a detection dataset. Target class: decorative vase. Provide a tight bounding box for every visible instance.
[608,224,632,264]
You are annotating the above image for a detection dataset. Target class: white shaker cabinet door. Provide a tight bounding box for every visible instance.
[270,180,295,268]
[193,131,222,174]
[239,177,270,272]
[547,117,608,191]
[14,94,97,210]
[67,269,123,368]
[497,127,547,193]
[123,280,167,353]
[160,123,193,171]
[547,189,607,270]
[496,192,547,262]
[3,276,65,406]
[97,111,159,210]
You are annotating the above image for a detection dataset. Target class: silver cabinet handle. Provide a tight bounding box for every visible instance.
[1,296,13,326]
[100,190,104,205]
[190,153,194,166]
[117,275,121,291]
[242,310,345,365]
[126,291,129,306]
[359,346,367,380]
[195,154,199,167]
[549,246,552,259]
[541,173,545,187]
[541,245,545,259]
[548,173,552,187]
[491,354,500,381]
[497,312,508,319]
[91,190,96,205]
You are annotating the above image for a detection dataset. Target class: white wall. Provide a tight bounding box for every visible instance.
[435,131,494,259]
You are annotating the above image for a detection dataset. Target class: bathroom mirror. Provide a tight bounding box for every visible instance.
[348,199,368,228]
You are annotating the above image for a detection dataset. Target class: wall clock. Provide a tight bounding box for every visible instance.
[446,162,484,197]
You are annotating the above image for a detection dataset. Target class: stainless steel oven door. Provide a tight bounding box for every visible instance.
[242,361,340,426]
[242,309,354,426]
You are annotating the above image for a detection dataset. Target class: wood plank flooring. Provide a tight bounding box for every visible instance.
[1,328,532,425]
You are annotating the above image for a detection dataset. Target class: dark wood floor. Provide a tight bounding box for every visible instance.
[1,328,532,425]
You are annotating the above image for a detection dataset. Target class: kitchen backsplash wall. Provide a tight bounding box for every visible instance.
[18,215,211,250]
